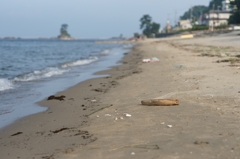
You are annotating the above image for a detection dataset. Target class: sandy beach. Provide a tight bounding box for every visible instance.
[1,31,240,159]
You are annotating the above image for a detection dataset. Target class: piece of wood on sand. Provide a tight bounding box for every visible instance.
[141,99,179,106]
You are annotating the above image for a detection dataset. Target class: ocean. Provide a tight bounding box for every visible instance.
[0,39,130,129]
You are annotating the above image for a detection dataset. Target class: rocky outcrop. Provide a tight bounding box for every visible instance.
[57,35,74,40]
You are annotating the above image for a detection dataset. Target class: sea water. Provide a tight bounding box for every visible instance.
[0,39,131,129]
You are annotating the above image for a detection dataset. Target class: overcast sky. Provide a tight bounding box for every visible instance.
[0,0,210,39]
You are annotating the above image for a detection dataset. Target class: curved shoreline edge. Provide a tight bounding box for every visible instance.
[0,43,143,158]
[2,31,240,158]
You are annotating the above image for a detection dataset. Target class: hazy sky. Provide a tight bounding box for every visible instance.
[0,0,210,39]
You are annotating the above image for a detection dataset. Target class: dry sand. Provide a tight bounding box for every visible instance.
[1,31,240,159]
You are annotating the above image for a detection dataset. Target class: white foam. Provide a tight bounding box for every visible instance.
[100,49,110,56]
[61,57,98,68]
[13,67,68,82]
[0,78,14,91]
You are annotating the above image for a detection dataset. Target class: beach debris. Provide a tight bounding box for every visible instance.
[47,95,66,101]
[217,58,240,63]
[151,57,159,62]
[141,99,179,106]
[51,127,71,134]
[200,53,215,57]
[110,80,118,86]
[96,115,99,118]
[82,134,93,139]
[123,113,131,117]
[194,141,209,145]
[142,58,151,63]
[132,69,142,74]
[74,130,89,136]
[219,132,234,136]
[120,117,124,120]
[167,125,173,128]
[92,88,107,93]
[91,99,97,103]
[142,57,159,63]
[42,154,54,159]
[65,148,75,154]
[105,114,112,117]
[161,122,165,125]
[11,132,23,136]
[131,152,135,155]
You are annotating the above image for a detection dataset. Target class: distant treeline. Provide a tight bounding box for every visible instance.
[180,0,224,20]
[180,0,240,24]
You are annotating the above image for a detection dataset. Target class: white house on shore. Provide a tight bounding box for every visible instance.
[178,0,237,30]
[198,0,233,26]
[207,10,232,26]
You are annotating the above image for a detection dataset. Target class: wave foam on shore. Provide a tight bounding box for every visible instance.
[61,56,98,68]
[0,78,14,91]
[13,57,99,82]
[13,67,68,82]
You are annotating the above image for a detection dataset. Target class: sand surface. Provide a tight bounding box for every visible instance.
[1,31,240,159]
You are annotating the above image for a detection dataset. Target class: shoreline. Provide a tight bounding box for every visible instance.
[1,31,240,158]
[0,42,129,129]
[0,43,143,158]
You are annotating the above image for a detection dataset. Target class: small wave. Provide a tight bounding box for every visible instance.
[61,57,98,68]
[0,78,14,91]
[100,49,110,56]
[13,67,68,82]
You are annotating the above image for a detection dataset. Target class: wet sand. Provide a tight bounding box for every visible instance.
[1,31,240,159]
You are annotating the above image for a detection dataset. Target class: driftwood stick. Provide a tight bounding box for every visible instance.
[141,99,179,106]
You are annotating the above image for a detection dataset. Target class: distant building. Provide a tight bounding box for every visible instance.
[198,14,209,25]
[162,20,173,33]
[208,10,232,26]
[198,0,233,27]
[198,11,231,27]
[178,20,192,29]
